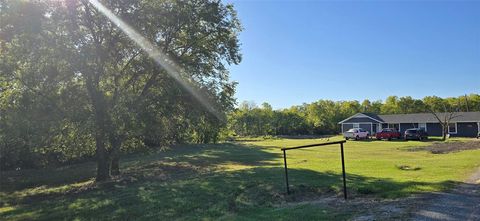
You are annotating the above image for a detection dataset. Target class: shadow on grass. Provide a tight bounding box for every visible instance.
[0,142,281,192]
[0,162,97,192]
[128,142,282,167]
[1,165,461,220]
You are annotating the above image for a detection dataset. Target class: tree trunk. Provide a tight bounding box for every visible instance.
[442,125,447,141]
[110,155,120,176]
[86,77,111,182]
[95,128,110,181]
[93,105,110,181]
[109,135,122,176]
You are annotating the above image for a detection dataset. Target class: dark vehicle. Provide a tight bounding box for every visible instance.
[404,128,428,141]
[375,128,402,140]
[477,132,480,139]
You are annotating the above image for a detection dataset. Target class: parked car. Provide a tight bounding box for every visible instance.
[404,128,428,141]
[344,128,369,140]
[375,128,402,140]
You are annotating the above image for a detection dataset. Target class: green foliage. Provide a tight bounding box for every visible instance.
[228,101,309,136]
[228,94,480,137]
[0,0,241,172]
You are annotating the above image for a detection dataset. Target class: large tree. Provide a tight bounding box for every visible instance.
[1,0,241,180]
[424,97,461,141]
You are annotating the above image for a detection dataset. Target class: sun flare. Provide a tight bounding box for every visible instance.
[88,0,223,121]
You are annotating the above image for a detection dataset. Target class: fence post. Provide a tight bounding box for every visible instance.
[283,149,290,194]
[340,142,347,200]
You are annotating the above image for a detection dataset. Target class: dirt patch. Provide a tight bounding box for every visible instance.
[407,140,480,154]
[122,161,214,183]
[396,164,422,171]
[347,197,417,220]
[277,194,418,220]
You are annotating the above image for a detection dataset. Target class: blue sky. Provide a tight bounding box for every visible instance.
[225,0,480,109]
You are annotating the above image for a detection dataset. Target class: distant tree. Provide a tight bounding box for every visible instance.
[397,96,426,113]
[361,99,372,112]
[466,94,480,111]
[425,99,460,141]
[423,96,445,111]
[381,96,399,114]
[239,101,257,111]
[370,100,383,113]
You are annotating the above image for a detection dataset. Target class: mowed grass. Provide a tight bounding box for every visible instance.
[250,136,479,196]
[1,136,479,220]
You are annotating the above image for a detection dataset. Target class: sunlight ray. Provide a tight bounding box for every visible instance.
[88,0,223,120]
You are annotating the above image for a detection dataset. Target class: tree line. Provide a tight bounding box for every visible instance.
[227,94,480,137]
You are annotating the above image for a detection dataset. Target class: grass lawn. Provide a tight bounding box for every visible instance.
[1,136,479,220]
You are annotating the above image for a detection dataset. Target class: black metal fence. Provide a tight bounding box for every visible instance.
[281,140,348,200]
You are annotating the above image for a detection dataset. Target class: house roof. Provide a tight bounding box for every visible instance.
[378,112,480,123]
[362,113,384,122]
[338,113,383,124]
[339,112,480,124]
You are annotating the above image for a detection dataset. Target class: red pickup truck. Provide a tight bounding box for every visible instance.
[375,128,402,140]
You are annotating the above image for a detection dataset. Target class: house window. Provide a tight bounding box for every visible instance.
[418,123,427,131]
[387,123,400,131]
[448,123,457,134]
[353,123,360,128]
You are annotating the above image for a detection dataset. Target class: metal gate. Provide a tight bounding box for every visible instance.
[281,140,348,200]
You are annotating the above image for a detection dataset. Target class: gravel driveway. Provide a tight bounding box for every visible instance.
[411,168,480,221]
[349,167,480,221]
